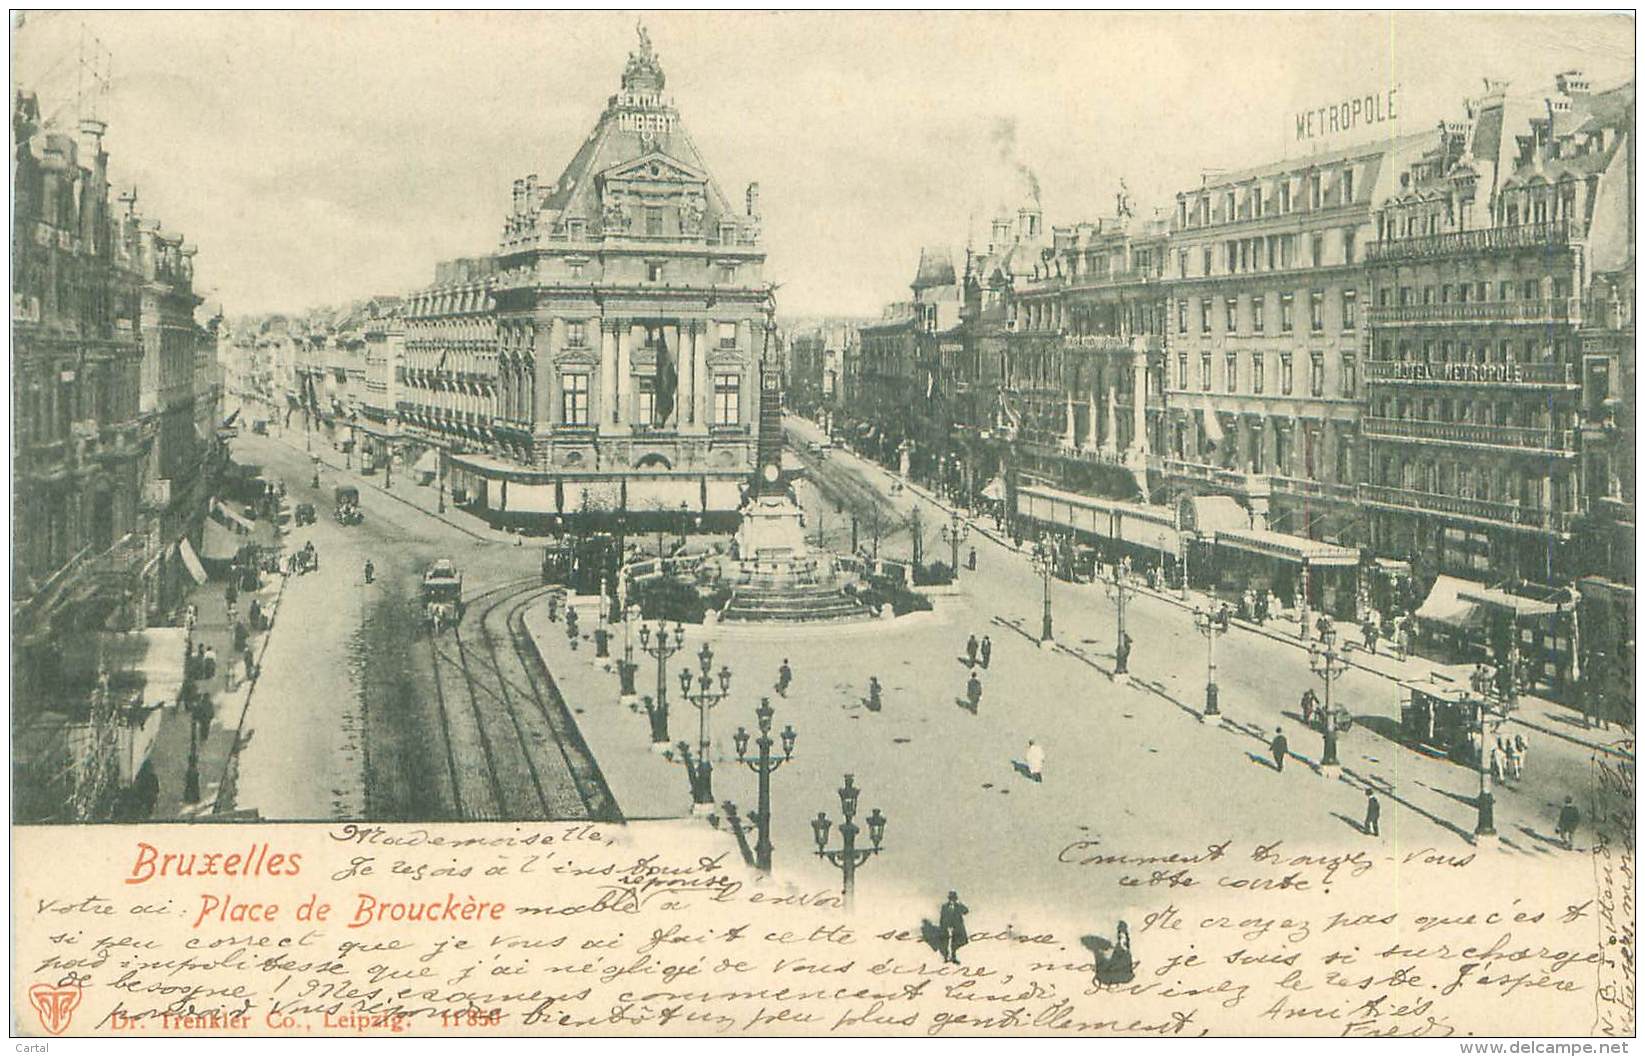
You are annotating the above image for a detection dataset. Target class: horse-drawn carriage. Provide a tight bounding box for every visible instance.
[334,485,363,526]
[1399,677,1487,767]
[422,559,464,633]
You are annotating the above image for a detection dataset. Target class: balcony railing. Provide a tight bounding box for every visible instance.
[1364,359,1577,387]
[1020,439,1134,467]
[1362,417,1579,454]
[1365,221,1573,263]
[1365,298,1580,326]
[1268,475,1357,501]
[1359,483,1573,533]
[1156,457,1261,491]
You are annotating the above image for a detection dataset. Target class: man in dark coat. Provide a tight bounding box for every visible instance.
[1270,727,1289,772]
[979,635,992,670]
[965,672,983,713]
[776,659,793,698]
[965,634,979,668]
[1556,796,1581,848]
[938,891,969,964]
[1363,788,1381,836]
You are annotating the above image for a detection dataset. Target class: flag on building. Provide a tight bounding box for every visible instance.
[1201,394,1224,450]
[655,328,678,425]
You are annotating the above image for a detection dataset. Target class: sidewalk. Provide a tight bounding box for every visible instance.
[148,564,287,819]
[820,427,1633,761]
[269,425,514,545]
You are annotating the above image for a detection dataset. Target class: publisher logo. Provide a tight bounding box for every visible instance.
[28,981,82,1036]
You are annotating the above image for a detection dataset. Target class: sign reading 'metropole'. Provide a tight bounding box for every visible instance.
[1296,87,1401,143]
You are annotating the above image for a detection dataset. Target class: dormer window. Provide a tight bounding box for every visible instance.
[647,262,664,282]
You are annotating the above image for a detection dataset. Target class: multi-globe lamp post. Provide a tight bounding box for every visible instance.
[638,620,685,751]
[940,511,970,577]
[1103,555,1136,674]
[1308,622,1349,769]
[675,643,732,814]
[1193,602,1230,717]
[811,774,887,910]
[731,698,797,872]
[1030,538,1056,647]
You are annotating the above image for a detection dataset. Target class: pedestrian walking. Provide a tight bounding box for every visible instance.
[225,581,238,610]
[1024,739,1044,782]
[938,892,969,965]
[1362,616,1378,655]
[965,671,983,713]
[233,620,249,655]
[1489,742,1503,783]
[967,546,977,571]
[243,645,257,685]
[1556,797,1581,849]
[979,635,992,670]
[1363,788,1381,836]
[1115,632,1133,675]
[776,659,793,698]
[866,676,882,712]
[202,646,218,686]
[1255,592,1270,624]
[1270,727,1289,772]
[1514,733,1529,775]
[1505,737,1522,781]
[184,603,198,631]
[1300,688,1317,726]
[965,634,979,668]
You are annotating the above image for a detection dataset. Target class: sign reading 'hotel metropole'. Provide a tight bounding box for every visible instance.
[1295,86,1401,143]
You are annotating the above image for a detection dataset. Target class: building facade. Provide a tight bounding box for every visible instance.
[459,26,767,528]
[1362,74,1633,586]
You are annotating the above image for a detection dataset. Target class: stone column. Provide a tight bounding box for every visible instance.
[666,322,683,428]
[1105,379,1121,453]
[539,318,559,428]
[1084,389,1099,451]
[1063,394,1076,447]
[680,321,695,427]
[693,323,710,431]
[1130,353,1149,455]
[614,323,633,433]
[600,321,618,428]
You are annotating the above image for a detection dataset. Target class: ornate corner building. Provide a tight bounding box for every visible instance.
[404,26,770,531]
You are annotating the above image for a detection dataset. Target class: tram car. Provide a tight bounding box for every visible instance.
[334,485,364,526]
[422,559,464,632]
[541,540,575,586]
[1398,678,1482,766]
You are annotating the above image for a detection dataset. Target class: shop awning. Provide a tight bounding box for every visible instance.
[1214,529,1359,566]
[626,477,701,512]
[102,627,190,709]
[1456,584,1570,618]
[201,518,242,562]
[177,538,208,585]
[1178,495,1249,535]
[981,476,1006,502]
[1415,575,1486,629]
[212,499,256,534]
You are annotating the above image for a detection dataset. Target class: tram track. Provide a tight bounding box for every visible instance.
[421,576,537,821]
[420,575,618,821]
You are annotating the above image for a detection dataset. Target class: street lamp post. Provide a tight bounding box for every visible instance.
[618,603,641,705]
[1308,622,1349,769]
[940,511,970,577]
[1031,539,1055,648]
[811,774,887,911]
[1193,603,1230,716]
[733,698,797,872]
[1103,555,1135,674]
[1469,664,1499,840]
[638,621,685,751]
[675,644,732,813]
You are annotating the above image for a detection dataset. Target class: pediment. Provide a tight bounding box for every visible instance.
[598,151,707,188]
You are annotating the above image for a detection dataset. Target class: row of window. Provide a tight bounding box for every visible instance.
[1175,350,1355,399]
[1179,167,1356,229]
[1378,276,1569,306]
[559,371,742,427]
[1378,338,1569,364]
[1177,289,1357,336]
[494,319,745,351]
[1176,226,1359,280]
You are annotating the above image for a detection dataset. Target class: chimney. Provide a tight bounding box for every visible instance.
[512,178,524,214]
[1555,70,1590,97]
[746,181,760,217]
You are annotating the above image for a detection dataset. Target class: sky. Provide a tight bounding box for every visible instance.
[11,11,1634,319]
